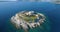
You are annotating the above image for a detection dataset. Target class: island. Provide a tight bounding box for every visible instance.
[10,11,46,32]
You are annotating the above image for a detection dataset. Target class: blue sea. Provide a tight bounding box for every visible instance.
[0,2,60,32]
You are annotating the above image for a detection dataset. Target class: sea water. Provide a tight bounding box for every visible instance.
[0,2,60,32]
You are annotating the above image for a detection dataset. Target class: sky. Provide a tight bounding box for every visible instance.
[0,0,17,1]
[0,0,59,2]
[0,0,52,2]
[0,0,59,3]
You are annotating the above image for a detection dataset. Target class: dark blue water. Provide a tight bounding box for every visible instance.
[0,2,60,32]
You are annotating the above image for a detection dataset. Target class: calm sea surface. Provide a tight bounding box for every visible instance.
[0,2,60,32]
